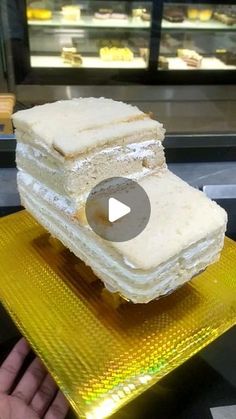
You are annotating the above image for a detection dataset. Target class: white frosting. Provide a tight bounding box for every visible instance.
[19,171,75,215]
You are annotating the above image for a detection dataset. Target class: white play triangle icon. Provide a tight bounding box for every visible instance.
[108,197,131,223]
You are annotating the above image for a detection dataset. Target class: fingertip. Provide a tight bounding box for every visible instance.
[12,337,31,357]
[45,391,70,419]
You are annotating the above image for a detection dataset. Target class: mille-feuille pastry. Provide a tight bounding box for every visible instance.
[61,46,76,62]
[141,11,151,21]
[132,8,144,19]
[158,56,169,70]
[213,7,236,25]
[94,9,113,19]
[14,98,165,202]
[13,98,227,304]
[178,49,203,68]
[61,47,83,67]
[71,54,83,67]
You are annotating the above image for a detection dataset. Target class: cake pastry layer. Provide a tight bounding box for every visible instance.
[16,139,166,201]
[18,170,226,304]
[13,98,165,156]
[14,98,166,200]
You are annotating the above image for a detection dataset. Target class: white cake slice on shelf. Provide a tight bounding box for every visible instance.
[13,98,227,304]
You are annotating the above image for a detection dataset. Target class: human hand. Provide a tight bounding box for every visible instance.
[0,338,69,419]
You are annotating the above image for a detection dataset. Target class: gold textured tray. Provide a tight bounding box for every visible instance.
[0,210,235,419]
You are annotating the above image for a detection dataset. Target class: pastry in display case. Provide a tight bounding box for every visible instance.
[25,1,151,70]
[94,8,114,19]
[213,6,236,26]
[158,56,169,70]
[100,47,134,61]
[163,6,185,23]
[61,5,81,21]
[27,8,52,20]
[187,7,213,22]
[61,47,83,67]
[132,8,145,19]
[141,10,151,21]
[177,49,203,68]
[159,2,236,72]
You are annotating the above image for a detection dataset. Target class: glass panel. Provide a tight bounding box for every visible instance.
[159,3,236,71]
[26,1,152,69]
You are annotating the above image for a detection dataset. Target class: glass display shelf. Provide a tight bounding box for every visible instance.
[158,3,236,72]
[27,16,151,29]
[162,19,236,31]
[159,57,236,71]
[27,18,236,31]
[30,55,146,69]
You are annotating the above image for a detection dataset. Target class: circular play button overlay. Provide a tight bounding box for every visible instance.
[85,177,151,242]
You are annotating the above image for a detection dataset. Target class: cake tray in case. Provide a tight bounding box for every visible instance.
[0,210,235,418]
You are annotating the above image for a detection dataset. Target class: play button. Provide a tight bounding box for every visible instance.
[108,197,131,222]
[85,177,151,242]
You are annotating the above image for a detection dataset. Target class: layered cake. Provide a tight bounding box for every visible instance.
[132,8,144,19]
[214,6,236,25]
[164,7,185,23]
[94,9,113,19]
[187,7,213,21]
[158,56,169,70]
[61,47,83,67]
[178,49,203,68]
[13,98,227,303]
[141,11,151,21]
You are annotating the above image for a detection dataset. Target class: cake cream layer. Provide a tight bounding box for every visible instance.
[18,171,226,303]
[16,140,166,200]
[13,98,165,158]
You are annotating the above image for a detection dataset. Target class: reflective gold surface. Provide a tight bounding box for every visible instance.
[0,211,235,419]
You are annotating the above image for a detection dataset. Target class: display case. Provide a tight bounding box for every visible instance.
[1,0,236,85]
[159,2,236,73]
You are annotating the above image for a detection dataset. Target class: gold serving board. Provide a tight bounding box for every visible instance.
[0,210,235,419]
